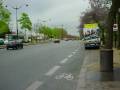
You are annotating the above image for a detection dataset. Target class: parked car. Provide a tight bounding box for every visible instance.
[0,38,4,45]
[84,36,100,49]
[6,34,23,50]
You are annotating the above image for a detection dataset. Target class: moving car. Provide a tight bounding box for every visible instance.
[6,34,23,50]
[53,39,60,43]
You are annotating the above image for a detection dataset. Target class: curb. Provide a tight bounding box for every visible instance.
[76,56,88,90]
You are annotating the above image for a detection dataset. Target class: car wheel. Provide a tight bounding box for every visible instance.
[21,44,23,49]
[16,46,18,49]
[13,46,17,50]
[6,47,9,50]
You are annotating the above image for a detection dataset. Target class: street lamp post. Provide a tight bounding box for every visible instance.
[61,24,64,40]
[13,4,28,39]
[6,4,28,39]
[13,6,19,39]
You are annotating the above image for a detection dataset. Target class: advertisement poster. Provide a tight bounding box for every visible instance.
[83,23,99,37]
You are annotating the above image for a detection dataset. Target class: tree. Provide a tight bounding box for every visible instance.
[0,20,9,37]
[0,1,11,23]
[88,0,120,72]
[117,9,120,49]
[36,25,67,39]
[19,12,32,31]
[104,0,119,49]
[19,12,32,41]
[79,0,111,44]
[0,0,11,36]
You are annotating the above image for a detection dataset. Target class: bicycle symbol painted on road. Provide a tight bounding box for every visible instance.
[55,73,74,80]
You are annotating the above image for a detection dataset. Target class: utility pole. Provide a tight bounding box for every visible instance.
[13,7,19,39]
[6,4,28,39]
[61,24,64,40]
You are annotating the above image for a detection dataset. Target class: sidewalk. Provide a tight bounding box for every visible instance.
[76,49,120,90]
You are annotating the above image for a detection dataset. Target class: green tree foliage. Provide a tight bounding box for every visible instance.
[19,12,32,31]
[0,1,11,23]
[37,25,67,39]
[0,1,11,36]
[0,20,9,35]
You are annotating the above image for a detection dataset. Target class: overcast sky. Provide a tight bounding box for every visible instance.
[5,0,89,36]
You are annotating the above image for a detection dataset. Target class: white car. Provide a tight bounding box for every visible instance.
[4,39,8,45]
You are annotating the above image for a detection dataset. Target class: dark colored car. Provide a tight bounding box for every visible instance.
[54,39,60,43]
[6,34,23,50]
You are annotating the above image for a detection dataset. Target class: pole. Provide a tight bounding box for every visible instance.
[62,24,63,40]
[15,7,19,39]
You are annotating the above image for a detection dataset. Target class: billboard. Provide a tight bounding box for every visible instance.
[83,23,99,37]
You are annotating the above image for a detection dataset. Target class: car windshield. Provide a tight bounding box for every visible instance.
[84,37,91,40]
[7,35,17,40]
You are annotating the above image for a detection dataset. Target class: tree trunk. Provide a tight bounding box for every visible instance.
[104,0,120,49]
[100,0,118,72]
[117,12,120,49]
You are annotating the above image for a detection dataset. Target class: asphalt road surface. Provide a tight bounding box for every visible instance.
[0,41,85,90]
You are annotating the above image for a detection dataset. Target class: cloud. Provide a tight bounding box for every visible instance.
[5,0,89,36]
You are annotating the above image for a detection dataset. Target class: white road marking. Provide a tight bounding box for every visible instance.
[72,52,76,54]
[45,66,61,76]
[55,73,74,80]
[75,49,78,52]
[26,81,43,90]
[68,55,73,58]
[60,58,69,64]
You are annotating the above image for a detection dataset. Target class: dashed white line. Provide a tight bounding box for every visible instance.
[26,81,43,90]
[75,49,78,52]
[68,55,73,58]
[45,66,61,76]
[72,52,76,54]
[60,58,69,64]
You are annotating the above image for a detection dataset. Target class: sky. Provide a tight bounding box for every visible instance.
[5,0,89,36]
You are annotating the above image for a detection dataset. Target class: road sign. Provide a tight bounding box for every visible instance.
[113,24,118,31]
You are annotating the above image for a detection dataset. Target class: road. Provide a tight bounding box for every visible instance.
[0,41,85,90]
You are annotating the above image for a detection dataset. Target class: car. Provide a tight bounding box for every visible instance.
[53,39,60,43]
[64,38,69,41]
[6,34,23,50]
[84,36,100,49]
[84,42,100,49]
[0,38,4,45]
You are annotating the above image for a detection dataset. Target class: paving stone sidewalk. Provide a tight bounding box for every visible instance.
[76,49,120,90]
